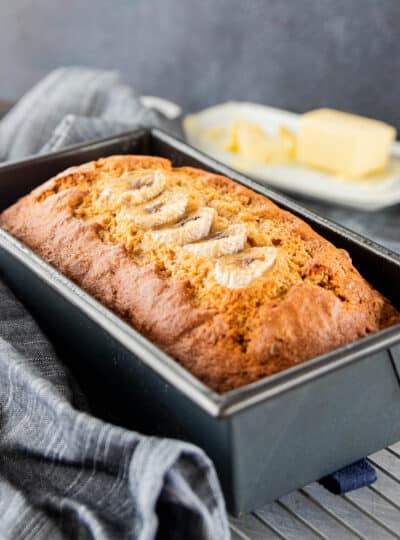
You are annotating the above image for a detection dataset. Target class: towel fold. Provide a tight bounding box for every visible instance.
[0,66,178,161]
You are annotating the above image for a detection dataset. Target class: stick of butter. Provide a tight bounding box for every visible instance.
[297,108,396,178]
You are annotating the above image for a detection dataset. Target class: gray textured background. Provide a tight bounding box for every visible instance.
[1,0,400,127]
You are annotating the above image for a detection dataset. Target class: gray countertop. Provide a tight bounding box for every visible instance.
[297,197,400,254]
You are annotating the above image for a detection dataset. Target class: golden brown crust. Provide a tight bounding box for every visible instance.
[1,155,399,392]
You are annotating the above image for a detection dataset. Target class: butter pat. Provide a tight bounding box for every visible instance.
[226,120,296,163]
[297,108,396,178]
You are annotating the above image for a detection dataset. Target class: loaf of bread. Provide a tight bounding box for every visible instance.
[1,155,398,392]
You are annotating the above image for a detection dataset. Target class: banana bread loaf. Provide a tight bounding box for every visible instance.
[1,155,398,392]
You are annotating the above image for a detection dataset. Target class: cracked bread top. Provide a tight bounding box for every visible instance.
[1,155,399,392]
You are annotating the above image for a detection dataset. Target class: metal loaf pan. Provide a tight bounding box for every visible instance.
[1,128,400,514]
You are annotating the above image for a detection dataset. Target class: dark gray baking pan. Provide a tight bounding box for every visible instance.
[1,128,400,514]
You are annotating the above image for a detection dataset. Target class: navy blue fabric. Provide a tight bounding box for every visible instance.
[320,459,377,495]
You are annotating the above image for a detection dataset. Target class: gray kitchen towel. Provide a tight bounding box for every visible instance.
[0,66,177,161]
[0,67,229,540]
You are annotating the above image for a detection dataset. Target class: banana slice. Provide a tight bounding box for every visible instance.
[119,170,166,205]
[183,224,247,257]
[150,207,215,245]
[214,246,277,289]
[124,192,188,229]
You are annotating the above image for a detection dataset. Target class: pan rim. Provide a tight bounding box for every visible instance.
[1,127,399,417]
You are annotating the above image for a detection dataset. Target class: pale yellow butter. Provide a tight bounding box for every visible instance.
[225,120,296,163]
[297,108,396,178]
